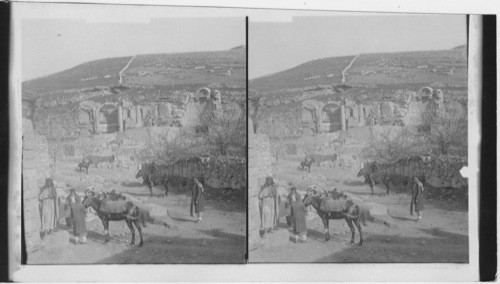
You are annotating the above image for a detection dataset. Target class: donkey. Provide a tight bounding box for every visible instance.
[82,189,143,246]
[300,156,315,173]
[136,163,170,196]
[302,191,366,245]
[78,157,91,174]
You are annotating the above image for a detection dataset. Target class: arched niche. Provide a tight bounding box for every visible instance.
[98,104,118,133]
[321,103,342,132]
[195,87,211,100]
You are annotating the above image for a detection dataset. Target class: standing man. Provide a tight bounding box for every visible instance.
[285,187,302,228]
[410,176,425,221]
[38,178,59,238]
[368,161,379,195]
[191,178,205,222]
[69,194,87,244]
[258,177,280,235]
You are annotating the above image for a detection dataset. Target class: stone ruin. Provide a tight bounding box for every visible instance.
[22,118,52,254]
[248,118,289,251]
[75,87,224,137]
[256,85,461,137]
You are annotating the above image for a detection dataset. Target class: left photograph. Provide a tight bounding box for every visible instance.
[20,4,247,264]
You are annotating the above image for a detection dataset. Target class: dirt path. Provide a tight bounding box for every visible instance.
[250,156,468,263]
[119,55,136,85]
[28,158,246,264]
[341,54,359,84]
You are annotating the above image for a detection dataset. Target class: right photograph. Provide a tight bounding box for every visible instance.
[248,13,469,263]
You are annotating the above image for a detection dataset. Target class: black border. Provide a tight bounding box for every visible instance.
[245,16,249,263]
[479,14,497,282]
[0,2,10,282]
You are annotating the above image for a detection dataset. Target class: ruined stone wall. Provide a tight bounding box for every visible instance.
[376,155,467,189]
[22,119,51,253]
[248,118,272,251]
[156,156,246,190]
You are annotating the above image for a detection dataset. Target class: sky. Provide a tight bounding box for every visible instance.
[22,16,245,81]
[249,14,467,79]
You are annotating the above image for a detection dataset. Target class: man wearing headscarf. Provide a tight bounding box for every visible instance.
[258,177,280,235]
[285,187,302,228]
[410,176,425,221]
[191,178,205,222]
[38,178,59,237]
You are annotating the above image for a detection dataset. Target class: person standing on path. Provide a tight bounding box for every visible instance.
[290,193,308,243]
[258,177,280,235]
[191,178,205,222]
[69,193,87,244]
[38,178,59,238]
[410,176,425,221]
[285,187,302,228]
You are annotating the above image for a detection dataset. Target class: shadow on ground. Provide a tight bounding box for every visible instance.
[95,234,246,264]
[313,228,469,263]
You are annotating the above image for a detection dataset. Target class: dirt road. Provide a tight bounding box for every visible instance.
[250,156,468,263]
[28,158,246,264]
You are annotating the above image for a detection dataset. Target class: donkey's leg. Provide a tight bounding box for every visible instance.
[163,178,169,197]
[102,218,110,244]
[353,218,363,246]
[125,219,135,245]
[133,219,144,247]
[385,177,390,195]
[323,218,330,242]
[346,218,355,244]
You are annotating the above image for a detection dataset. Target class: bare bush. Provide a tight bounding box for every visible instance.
[362,127,429,163]
[200,106,246,157]
[427,109,467,156]
[36,119,69,166]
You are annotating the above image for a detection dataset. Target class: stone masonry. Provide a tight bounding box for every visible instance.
[248,118,273,251]
[22,118,51,253]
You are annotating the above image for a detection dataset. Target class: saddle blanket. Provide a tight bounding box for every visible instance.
[100,200,129,214]
[320,198,347,212]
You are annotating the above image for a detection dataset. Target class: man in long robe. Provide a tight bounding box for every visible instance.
[258,177,279,235]
[38,178,59,237]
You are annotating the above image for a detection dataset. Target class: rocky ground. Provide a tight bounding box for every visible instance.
[28,158,246,264]
[249,146,468,263]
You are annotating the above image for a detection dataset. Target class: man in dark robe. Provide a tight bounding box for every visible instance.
[410,176,425,221]
[70,194,87,244]
[290,193,308,243]
[191,178,204,222]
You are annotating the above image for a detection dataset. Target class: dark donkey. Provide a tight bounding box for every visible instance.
[300,156,315,173]
[302,191,366,245]
[357,164,391,195]
[78,157,91,174]
[135,163,169,196]
[82,189,144,246]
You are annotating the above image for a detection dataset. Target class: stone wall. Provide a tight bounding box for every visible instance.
[374,155,468,189]
[22,118,51,253]
[248,118,273,251]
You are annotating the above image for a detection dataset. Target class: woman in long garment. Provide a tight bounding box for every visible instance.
[290,193,308,243]
[38,178,59,237]
[70,194,87,244]
[410,176,425,221]
[190,178,204,222]
[258,177,279,235]
[285,187,302,228]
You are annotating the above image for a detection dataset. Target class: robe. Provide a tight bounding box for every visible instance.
[38,186,59,231]
[258,185,279,230]
[410,181,425,214]
[70,202,87,236]
[290,200,308,235]
[190,183,204,216]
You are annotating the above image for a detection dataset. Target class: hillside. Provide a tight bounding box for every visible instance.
[22,49,246,101]
[249,48,467,96]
